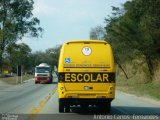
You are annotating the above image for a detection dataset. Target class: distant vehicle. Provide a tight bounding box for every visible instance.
[58,40,116,113]
[34,63,53,84]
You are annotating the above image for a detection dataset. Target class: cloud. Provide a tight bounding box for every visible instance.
[33,0,108,24]
[33,0,58,16]
[26,0,128,51]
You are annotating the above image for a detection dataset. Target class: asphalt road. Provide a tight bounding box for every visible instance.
[0,76,160,120]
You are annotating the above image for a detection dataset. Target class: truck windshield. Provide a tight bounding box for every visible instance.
[35,67,50,73]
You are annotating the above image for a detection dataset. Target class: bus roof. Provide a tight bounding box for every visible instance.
[65,40,108,44]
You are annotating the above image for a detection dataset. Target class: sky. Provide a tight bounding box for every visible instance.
[20,0,128,52]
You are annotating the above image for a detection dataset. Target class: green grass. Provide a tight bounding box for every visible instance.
[116,75,160,100]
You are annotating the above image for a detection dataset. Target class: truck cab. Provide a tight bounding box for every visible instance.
[35,63,53,84]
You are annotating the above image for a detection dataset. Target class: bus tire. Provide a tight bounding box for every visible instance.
[105,102,111,113]
[81,104,88,109]
[59,100,64,113]
[65,105,70,113]
[99,102,111,114]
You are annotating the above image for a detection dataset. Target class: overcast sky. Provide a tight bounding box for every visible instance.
[20,0,128,52]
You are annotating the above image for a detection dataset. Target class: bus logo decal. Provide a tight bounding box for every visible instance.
[65,58,70,63]
[82,47,92,56]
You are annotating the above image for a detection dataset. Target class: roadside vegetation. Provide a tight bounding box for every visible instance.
[0,0,60,81]
[0,0,44,79]
[90,0,160,100]
[117,76,160,100]
[0,74,34,85]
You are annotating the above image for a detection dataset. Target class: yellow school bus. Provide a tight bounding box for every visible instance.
[58,40,115,113]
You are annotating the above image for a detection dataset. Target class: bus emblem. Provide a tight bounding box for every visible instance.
[82,47,92,56]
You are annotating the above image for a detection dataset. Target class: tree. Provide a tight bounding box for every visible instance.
[90,25,106,40]
[104,0,160,79]
[30,45,61,70]
[45,45,61,67]
[0,0,43,72]
[6,43,31,72]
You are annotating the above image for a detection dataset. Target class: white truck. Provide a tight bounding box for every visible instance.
[34,63,53,84]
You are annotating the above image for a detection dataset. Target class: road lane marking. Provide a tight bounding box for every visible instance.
[28,85,57,120]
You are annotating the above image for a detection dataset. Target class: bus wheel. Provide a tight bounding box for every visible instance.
[99,102,111,114]
[105,102,111,113]
[59,100,64,113]
[81,104,88,109]
[65,105,70,113]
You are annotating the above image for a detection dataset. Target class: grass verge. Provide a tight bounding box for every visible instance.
[0,74,34,85]
[116,75,160,100]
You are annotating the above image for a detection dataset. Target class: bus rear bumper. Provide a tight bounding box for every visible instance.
[59,98,113,106]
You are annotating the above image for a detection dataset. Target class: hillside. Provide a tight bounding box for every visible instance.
[116,58,160,100]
